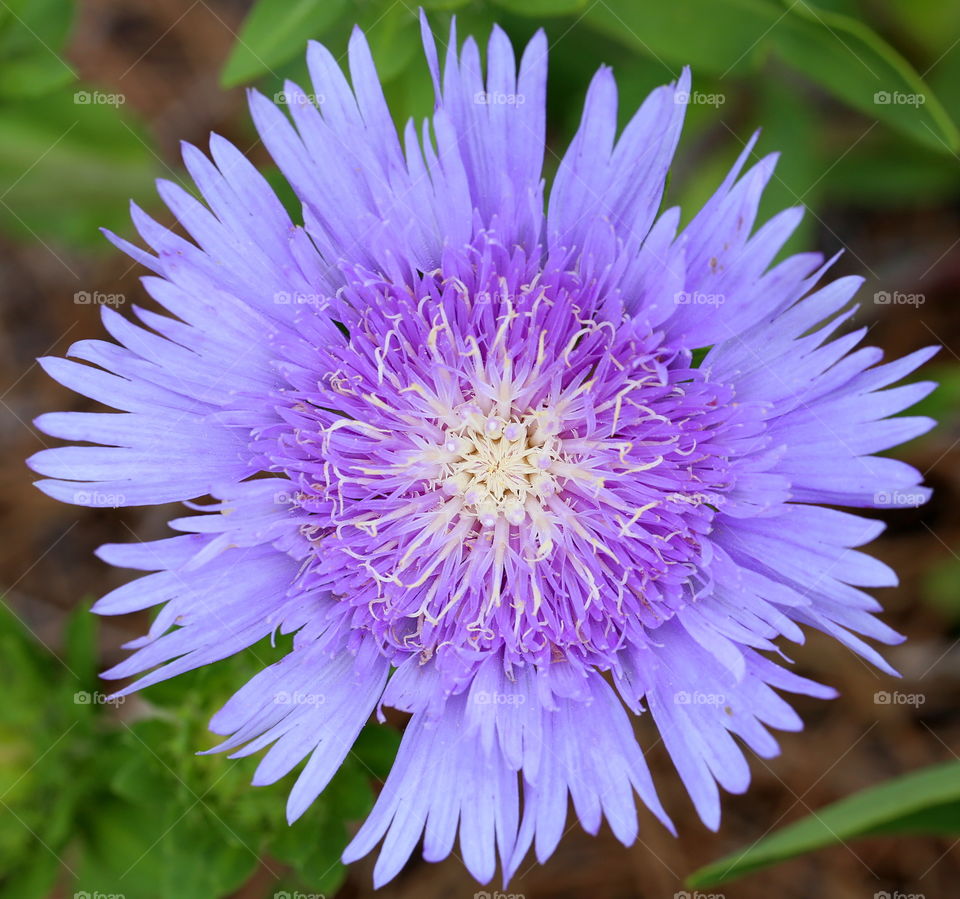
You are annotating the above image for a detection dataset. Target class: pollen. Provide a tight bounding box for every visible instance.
[436,408,562,526]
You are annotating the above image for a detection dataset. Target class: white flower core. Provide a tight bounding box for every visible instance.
[438,410,564,527]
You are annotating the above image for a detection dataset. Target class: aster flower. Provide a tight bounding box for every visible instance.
[30,12,935,887]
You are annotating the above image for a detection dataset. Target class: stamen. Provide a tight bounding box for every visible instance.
[427,409,566,527]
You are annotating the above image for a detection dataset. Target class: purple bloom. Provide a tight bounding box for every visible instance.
[30,14,935,887]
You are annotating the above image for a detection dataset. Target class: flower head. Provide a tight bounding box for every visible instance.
[30,13,935,887]
[280,242,747,681]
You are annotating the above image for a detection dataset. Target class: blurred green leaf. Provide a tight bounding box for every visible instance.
[0,87,158,247]
[159,815,258,899]
[770,0,960,154]
[97,637,380,896]
[77,798,175,897]
[0,0,73,48]
[380,63,437,128]
[672,72,818,251]
[922,555,960,620]
[288,814,351,894]
[262,165,303,223]
[75,792,259,899]
[0,0,75,99]
[492,0,590,16]
[357,1,420,83]
[0,850,61,899]
[687,760,960,887]
[819,136,960,205]
[352,723,402,781]
[584,0,778,77]
[221,0,347,87]
[63,600,97,686]
[910,363,960,425]
[882,0,960,64]
[220,0,425,130]
[0,604,83,895]
[0,52,75,99]
[0,603,391,898]
[754,74,819,252]
[927,29,960,135]
[583,0,959,153]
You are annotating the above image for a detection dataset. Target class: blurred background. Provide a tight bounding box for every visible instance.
[2,0,959,897]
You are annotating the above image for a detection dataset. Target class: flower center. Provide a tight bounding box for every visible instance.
[437,409,562,527]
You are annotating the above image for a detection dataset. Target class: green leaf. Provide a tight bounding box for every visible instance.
[492,0,590,16]
[221,0,347,87]
[818,137,960,206]
[77,792,257,899]
[862,800,960,835]
[910,363,960,428]
[291,813,351,893]
[770,0,960,154]
[584,0,780,77]
[922,555,960,620]
[583,0,959,152]
[76,797,175,898]
[0,0,73,48]
[356,2,420,84]
[419,0,472,8]
[0,850,61,899]
[262,165,303,223]
[351,724,401,781]
[63,600,97,687]
[0,87,158,247]
[883,0,960,62]
[159,813,258,899]
[0,52,75,99]
[109,746,173,806]
[0,0,76,99]
[753,74,819,254]
[687,760,960,887]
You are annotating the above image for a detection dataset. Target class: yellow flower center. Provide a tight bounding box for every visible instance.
[438,410,562,527]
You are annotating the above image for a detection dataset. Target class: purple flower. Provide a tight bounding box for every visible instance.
[30,13,935,887]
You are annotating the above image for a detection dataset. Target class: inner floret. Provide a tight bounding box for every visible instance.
[434,408,562,527]
[271,257,760,673]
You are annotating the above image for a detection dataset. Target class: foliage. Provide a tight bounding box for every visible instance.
[687,760,960,887]
[0,605,397,898]
[0,0,157,247]
[2,0,959,894]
